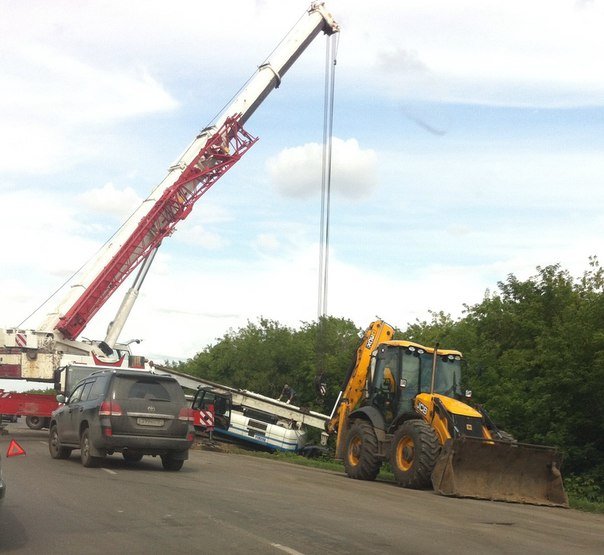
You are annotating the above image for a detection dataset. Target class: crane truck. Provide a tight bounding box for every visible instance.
[153,366,330,454]
[327,320,569,507]
[0,3,340,427]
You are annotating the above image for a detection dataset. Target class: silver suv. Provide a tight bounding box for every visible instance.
[48,369,194,470]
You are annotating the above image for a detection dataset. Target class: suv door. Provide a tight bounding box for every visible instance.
[57,382,87,444]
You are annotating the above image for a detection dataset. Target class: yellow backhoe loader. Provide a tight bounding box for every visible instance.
[327,320,568,507]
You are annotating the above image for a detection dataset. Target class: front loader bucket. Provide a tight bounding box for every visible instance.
[431,437,569,508]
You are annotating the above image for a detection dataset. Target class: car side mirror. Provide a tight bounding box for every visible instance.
[56,394,66,404]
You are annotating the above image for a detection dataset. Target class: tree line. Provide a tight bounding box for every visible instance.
[176,259,604,489]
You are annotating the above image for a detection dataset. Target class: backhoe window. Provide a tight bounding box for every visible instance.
[372,345,423,421]
[400,349,422,398]
[372,347,399,395]
[432,355,463,397]
[416,352,463,398]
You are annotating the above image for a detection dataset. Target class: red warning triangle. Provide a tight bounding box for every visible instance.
[6,439,26,457]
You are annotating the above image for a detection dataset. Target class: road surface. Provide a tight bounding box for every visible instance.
[1,424,603,554]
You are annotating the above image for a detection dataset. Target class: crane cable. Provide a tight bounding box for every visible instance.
[315,32,339,401]
[317,32,339,320]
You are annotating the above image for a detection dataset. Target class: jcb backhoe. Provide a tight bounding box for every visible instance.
[327,320,568,507]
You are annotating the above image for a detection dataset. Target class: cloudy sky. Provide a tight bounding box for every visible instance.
[2,0,604,379]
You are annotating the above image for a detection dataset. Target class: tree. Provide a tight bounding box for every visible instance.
[177,260,604,483]
[178,316,360,408]
[403,261,604,480]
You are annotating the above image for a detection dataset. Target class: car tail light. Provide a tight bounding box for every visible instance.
[99,401,123,416]
[99,400,122,437]
[178,407,195,422]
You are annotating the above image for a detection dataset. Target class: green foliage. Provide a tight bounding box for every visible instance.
[22,388,56,395]
[565,474,604,504]
[178,258,604,489]
[401,258,604,478]
[178,316,360,411]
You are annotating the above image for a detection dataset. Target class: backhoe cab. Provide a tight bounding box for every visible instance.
[329,320,568,508]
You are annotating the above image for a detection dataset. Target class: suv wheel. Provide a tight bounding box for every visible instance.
[80,428,102,468]
[49,425,72,459]
[161,455,184,471]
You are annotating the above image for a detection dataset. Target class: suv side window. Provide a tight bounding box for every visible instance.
[88,376,109,400]
[68,383,86,404]
[80,382,94,402]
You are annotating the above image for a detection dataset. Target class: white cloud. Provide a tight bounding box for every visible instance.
[78,183,142,220]
[1,42,178,126]
[104,245,492,360]
[1,0,604,367]
[176,224,228,250]
[0,189,105,328]
[0,7,180,177]
[186,202,232,225]
[254,234,281,253]
[336,0,604,108]
[0,124,69,174]
[267,138,378,199]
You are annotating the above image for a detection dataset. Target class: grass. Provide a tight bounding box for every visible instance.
[248,449,395,481]
[568,496,604,514]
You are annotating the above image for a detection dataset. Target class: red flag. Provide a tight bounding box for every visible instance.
[6,439,26,457]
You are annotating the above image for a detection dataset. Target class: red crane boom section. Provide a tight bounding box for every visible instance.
[56,116,258,340]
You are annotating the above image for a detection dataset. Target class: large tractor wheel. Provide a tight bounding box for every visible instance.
[390,420,440,489]
[344,419,381,481]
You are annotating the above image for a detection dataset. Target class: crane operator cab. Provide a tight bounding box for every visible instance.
[368,341,464,429]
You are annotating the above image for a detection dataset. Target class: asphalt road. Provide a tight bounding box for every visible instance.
[1,423,603,554]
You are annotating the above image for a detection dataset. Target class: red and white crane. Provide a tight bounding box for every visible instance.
[0,3,339,424]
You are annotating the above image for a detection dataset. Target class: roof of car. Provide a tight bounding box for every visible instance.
[86,369,178,380]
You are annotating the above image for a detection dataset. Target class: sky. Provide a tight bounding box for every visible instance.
[2,0,604,390]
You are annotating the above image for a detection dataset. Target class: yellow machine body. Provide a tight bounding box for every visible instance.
[329,320,569,508]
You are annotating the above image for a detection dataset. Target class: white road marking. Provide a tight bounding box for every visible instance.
[270,544,305,555]
[39,441,47,445]
[102,468,117,475]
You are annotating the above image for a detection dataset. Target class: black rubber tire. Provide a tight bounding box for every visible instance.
[161,455,184,471]
[26,416,45,430]
[80,428,101,468]
[343,419,381,481]
[390,420,440,489]
[123,451,144,463]
[495,430,517,443]
[48,425,72,459]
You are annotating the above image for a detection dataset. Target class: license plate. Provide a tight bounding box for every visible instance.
[137,417,164,427]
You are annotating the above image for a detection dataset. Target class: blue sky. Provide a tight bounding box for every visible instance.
[1,0,604,378]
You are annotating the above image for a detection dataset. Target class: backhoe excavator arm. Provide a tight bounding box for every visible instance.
[327,320,394,458]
